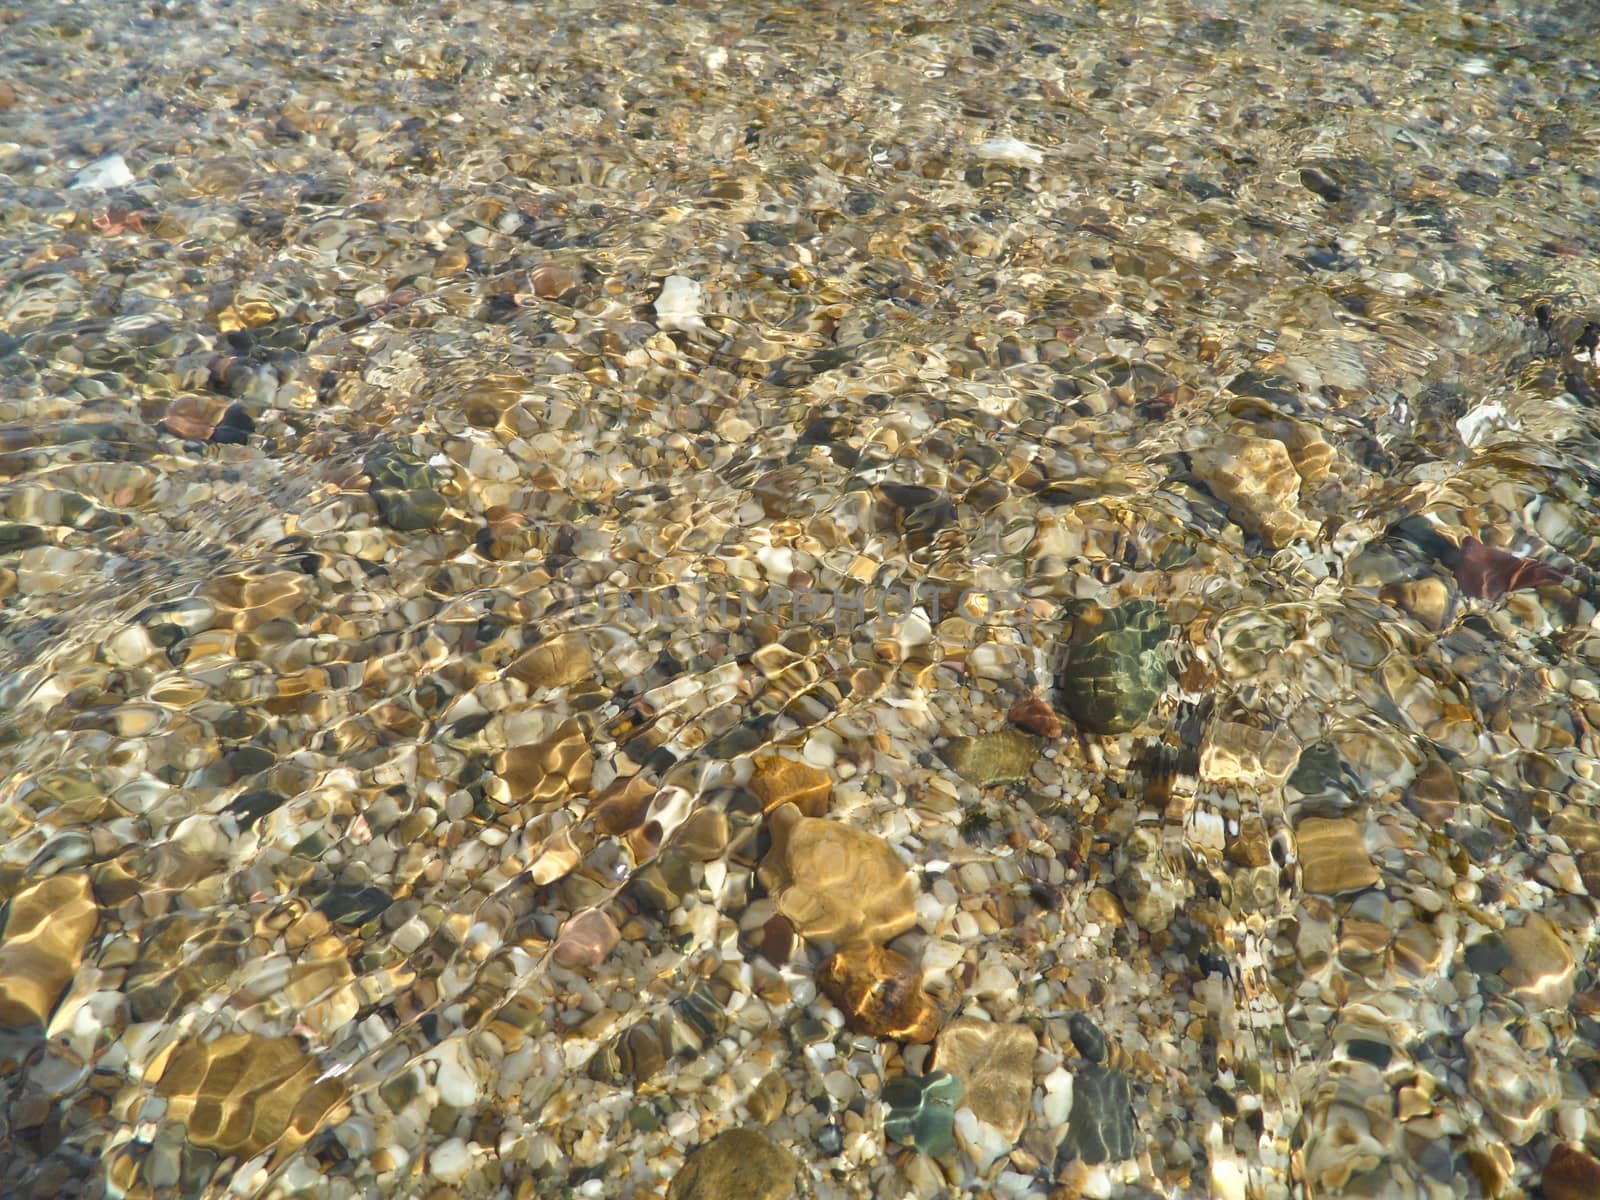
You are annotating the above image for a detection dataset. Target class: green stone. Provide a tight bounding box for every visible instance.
[882,1069,964,1157]
[940,730,1040,787]
[1052,599,1171,734]
[371,486,446,531]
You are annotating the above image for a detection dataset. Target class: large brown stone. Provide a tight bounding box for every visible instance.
[149,1032,347,1159]
[758,805,917,946]
[748,755,832,818]
[1296,818,1378,895]
[933,1018,1037,1140]
[0,873,99,1029]
[668,1128,798,1200]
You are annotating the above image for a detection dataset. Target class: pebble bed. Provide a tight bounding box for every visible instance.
[3,1,1600,1198]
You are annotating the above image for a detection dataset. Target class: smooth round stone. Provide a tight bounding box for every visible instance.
[1067,1013,1107,1065]
[939,730,1039,787]
[1053,599,1171,734]
[668,1128,799,1200]
[428,1137,472,1184]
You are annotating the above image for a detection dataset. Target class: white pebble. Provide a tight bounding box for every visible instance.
[432,1039,482,1108]
[1041,1066,1074,1126]
[954,1107,1012,1170]
[1210,1152,1248,1200]
[654,275,708,333]
[68,153,135,190]
[428,1138,472,1185]
[975,137,1043,167]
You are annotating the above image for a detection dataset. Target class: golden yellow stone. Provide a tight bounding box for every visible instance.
[506,633,593,691]
[933,1017,1038,1140]
[758,805,917,946]
[817,944,940,1044]
[1296,818,1378,895]
[149,1032,347,1160]
[0,873,99,1029]
[749,755,832,818]
[495,719,592,806]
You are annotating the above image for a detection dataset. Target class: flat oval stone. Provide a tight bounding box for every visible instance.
[668,1128,799,1200]
[940,729,1040,787]
[1053,599,1171,734]
[1296,817,1378,895]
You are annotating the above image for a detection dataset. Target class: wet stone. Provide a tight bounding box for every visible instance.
[0,873,99,1031]
[1189,432,1319,549]
[1296,817,1379,895]
[759,805,918,946]
[940,729,1040,787]
[1062,1063,1138,1165]
[882,1070,964,1158]
[932,1017,1037,1141]
[366,449,448,531]
[552,907,620,969]
[150,1033,347,1160]
[668,1128,799,1200]
[816,944,940,1043]
[1068,1013,1108,1065]
[1465,1021,1559,1145]
[748,754,832,817]
[1501,914,1575,1010]
[313,883,392,927]
[1008,692,1064,739]
[1542,1143,1600,1200]
[505,633,593,691]
[1053,599,1171,734]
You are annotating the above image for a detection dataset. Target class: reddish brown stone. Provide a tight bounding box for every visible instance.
[553,908,619,969]
[760,915,796,966]
[817,945,940,1044]
[1008,692,1063,739]
[1542,1143,1600,1200]
[1455,537,1570,600]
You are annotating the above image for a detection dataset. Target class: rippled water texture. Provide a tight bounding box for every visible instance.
[3,0,1600,1197]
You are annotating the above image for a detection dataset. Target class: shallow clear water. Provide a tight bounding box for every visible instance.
[2,1,1600,1197]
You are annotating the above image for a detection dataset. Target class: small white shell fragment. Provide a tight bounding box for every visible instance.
[975,137,1043,166]
[68,153,135,190]
[654,274,708,333]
